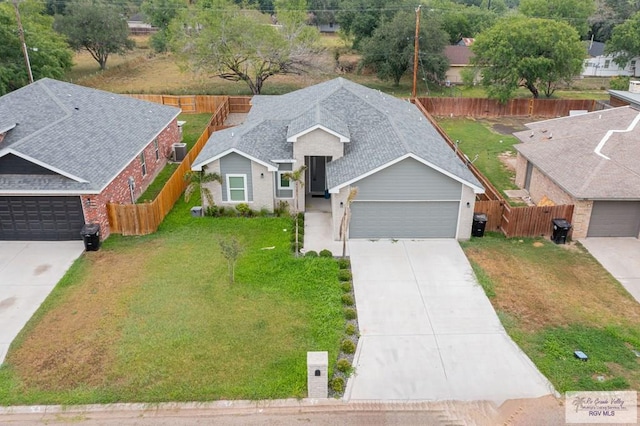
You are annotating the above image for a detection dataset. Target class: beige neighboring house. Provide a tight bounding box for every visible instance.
[444,45,474,84]
[513,106,640,239]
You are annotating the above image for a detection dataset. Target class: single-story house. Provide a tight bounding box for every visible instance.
[582,41,639,77]
[192,78,484,240]
[444,45,475,84]
[609,82,640,107]
[513,106,640,238]
[0,78,181,241]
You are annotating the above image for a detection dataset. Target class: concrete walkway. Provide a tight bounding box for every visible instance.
[0,241,85,364]
[580,238,640,303]
[303,196,346,256]
[345,239,554,404]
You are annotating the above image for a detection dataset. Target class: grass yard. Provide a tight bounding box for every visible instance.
[462,234,640,392]
[436,118,521,196]
[0,203,344,405]
[137,113,212,202]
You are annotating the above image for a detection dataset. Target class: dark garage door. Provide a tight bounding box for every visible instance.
[0,196,84,240]
[587,201,640,237]
[349,201,459,239]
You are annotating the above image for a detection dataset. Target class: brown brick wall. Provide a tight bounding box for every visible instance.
[81,119,180,239]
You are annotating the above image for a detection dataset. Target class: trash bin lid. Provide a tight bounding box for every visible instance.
[81,223,100,234]
[473,213,488,221]
[552,218,571,229]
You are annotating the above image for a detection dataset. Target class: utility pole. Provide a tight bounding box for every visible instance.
[411,5,421,100]
[13,0,34,84]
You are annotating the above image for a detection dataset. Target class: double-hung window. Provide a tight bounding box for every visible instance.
[278,171,292,191]
[154,139,159,161]
[227,174,247,202]
[140,152,147,176]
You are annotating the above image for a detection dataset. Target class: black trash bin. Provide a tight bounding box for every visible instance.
[551,218,571,244]
[81,223,101,251]
[472,213,488,237]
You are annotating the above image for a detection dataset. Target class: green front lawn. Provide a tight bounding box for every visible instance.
[0,202,344,405]
[436,118,520,195]
[462,235,640,393]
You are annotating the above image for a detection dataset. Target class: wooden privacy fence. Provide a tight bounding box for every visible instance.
[107,98,232,235]
[419,97,597,118]
[126,94,252,114]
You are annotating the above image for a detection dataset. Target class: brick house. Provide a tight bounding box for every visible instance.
[513,106,640,238]
[0,78,181,241]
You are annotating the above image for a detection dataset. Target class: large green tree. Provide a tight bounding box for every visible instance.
[519,0,596,36]
[0,0,72,95]
[55,0,134,70]
[171,0,318,94]
[605,11,640,67]
[360,9,448,86]
[336,0,411,48]
[141,0,186,52]
[427,0,498,43]
[472,17,585,101]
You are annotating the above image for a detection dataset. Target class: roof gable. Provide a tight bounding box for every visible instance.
[286,105,350,142]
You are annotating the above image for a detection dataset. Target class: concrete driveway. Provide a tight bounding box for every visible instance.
[580,238,640,303]
[345,239,554,403]
[0,241,84,364]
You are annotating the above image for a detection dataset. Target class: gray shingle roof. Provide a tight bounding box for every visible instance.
[514,106,640,199]
[0,78,180,194]
[193,78,483,191]
[286,104,350,141]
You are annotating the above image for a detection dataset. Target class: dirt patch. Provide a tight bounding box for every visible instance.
[6,241,161,391]
[478,117,530,135]
[498,150,517,173]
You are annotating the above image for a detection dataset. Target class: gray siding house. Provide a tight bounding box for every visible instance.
[192,78,484,240]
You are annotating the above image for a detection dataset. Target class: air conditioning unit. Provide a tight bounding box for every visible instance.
[172,143,187,162]
[629,80,640,93]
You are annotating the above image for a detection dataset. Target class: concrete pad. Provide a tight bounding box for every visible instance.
[0,241,84,364]
[346,240,555,403]
[580,238,640,303]
[347,335,452,401]
[354,280,433,336]
[303,212,345,256]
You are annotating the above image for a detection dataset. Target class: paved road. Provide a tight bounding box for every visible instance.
[580,238,640,303]
[345,239,554,403]
[0,241,84,363]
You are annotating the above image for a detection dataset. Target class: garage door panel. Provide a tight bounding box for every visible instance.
[350,201,459,239]
[587,201,640,237]
[0,196,84,240]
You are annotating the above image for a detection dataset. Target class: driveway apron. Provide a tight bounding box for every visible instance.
[345,239,554,403]
[0,241,84,364]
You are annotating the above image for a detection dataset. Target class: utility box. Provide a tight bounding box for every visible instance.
[472,213,488,237]
[190,206,203,217]
[172,143,187,162]
[551,218,571,244]
[307,351,328,399]
[80,223,100,251]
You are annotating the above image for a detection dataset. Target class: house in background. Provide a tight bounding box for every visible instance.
[513,106,640,238]
[609,81,640,107]
[444,45,475,84]
[582,41,639,77]
[192,78,484,240]
[0,78,181,241]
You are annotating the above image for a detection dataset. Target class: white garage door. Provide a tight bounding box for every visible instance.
[587,201,640,237]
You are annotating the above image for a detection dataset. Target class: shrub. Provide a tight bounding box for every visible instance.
[204,205,218,217]
[235,203,251,217]
[610,76,630,91]
[345,323,356,335]
[319,249,333,258]
[341,281,352,292]
[337,269,352,281]
[330,377,345,393]
[340,339,356,354]
[297,212,304,222]
[259,208,271,217]
[341,294,354,306]
[337,258,350,269]
[336,358,352,373]
[290,242,300,253]
[274,201,289,216]
[305,250,318,257]
[344,308,357,320]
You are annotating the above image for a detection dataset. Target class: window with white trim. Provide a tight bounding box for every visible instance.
[154,139,159,161]
[140,152,147,176]
[604,59,610,69]
[278,171,292,190]
[226,174,247,202]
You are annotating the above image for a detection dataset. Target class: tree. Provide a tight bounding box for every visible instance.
[471,17,585,102]
[0,0,73,95]
[171,0,318,95]
[605,11,640,67]
[339,187,357,259]
[55,1,134,70]
[360,10,449,86]
[219,237,243,284]
[336,0,411,49]
[282,165,306,257]
[519,0,595,36]
[184,170,222,207]
[141,0,185,52]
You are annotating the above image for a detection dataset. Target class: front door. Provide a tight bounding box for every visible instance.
[307,156,330,195]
